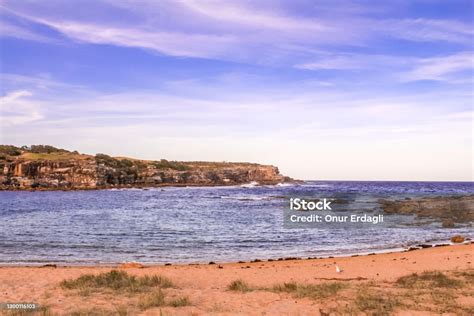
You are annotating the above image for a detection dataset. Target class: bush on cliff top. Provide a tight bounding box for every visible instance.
[153,159,191,171]
[0,144,72,156]
[95,154,141,171]
[29,145,70,154]
[0,145,22,156]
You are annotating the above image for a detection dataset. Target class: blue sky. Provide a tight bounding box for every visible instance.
[0,0,472,180]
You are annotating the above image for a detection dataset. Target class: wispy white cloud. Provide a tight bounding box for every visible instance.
[0,19,51,42]
[1,73,86,90]
[2,0,472,67]
[380,18,473,44]
[0,90,43,126]
[35,20,240,59]
[400,52,474,82]
[179,0,335,38]
[295,53,412,70]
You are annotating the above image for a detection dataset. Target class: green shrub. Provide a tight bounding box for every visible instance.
[153,159,191,171]
[0,145,22,156]
[29,145,69,154]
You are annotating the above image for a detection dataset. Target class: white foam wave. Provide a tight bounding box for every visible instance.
[240,181,259,188]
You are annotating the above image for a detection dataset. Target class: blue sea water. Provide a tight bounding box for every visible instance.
[0,181,472,265]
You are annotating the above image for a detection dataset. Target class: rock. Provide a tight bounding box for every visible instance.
[118,262,144,269]
[450,235,465,243]
[379,195,474,223]
[418,244,432,249]
[40,264,57,268]
[442,218,455,228]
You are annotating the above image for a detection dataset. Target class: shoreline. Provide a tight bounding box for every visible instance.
[1,179,470,192]
[0,180,300,192]
[0,241,470,268]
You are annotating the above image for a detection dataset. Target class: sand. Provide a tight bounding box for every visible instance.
[0,243,473,315]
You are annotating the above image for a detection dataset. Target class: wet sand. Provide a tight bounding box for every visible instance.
[1,243,473,315]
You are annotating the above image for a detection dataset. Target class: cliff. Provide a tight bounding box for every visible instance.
[0,145,293,190]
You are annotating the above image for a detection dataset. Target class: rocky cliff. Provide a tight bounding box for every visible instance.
[0,145,292,190]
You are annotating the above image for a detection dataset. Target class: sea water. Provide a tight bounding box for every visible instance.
[0,181,472,265]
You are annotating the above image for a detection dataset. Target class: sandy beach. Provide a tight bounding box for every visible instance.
[1,243,473,315]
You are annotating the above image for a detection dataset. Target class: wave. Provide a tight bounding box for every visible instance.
[276,182,293,187]
[220,195,268,201]
[240,181,259,188]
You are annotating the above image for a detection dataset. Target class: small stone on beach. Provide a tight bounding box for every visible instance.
[451,235,465,243]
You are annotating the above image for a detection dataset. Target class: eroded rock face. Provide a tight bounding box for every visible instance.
[0,155,290,190]
[1,159,98,189]
[379,195,474,223]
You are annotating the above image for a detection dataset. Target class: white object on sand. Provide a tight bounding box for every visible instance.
[335,264,342,273]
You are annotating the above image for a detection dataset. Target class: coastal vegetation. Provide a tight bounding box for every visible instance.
[152,159,192,171]
[60,270,174,293]
[227,279,253,292]
[354,287,400,315]
[60,270,191,313]
[223,268,473,315]
[270,281,347,300]
[396,271,464,289]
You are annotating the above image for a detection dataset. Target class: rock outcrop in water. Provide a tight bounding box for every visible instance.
[0,145,293,190]
[379,195,474,224]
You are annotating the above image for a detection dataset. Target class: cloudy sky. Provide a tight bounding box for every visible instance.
[0,0,472,181]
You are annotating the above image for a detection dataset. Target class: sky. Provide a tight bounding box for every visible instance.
[0,0,473,181]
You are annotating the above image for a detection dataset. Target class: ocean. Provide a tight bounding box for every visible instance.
[0,181,472,265]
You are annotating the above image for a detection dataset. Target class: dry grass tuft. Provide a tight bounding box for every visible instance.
[60,270,173,293]
[3,306,53,316]
[396,271,463,289]
[270,281,347,300]
[168,296,191,307]
[355,288,400,315]
[227,279,253,292]
[138,289,166,310]
[271,282,298,292]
